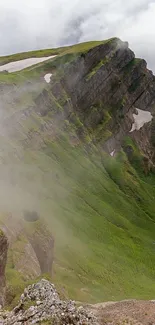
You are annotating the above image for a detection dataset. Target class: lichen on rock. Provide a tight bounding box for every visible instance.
[0,279,98,324]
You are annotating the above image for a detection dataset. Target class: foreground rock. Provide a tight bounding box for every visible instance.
[1,212,54,281]
[0,279,98,324]
[0,230,8,307]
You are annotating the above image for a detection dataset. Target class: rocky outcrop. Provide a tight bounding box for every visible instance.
[0,38,155,163]
[0,279,97,324]
[1,213,54,281]
[0,230,8,307]
[24,219,54,275]
[45,38,155,162]
[1,279,155,325]
[1,215,41,279]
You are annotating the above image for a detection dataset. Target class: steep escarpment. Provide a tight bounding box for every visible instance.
[26,37,155,171]
[1,39,155,304]
[59,38,155,160]
[2,38,155,163]
[0,230,8,306]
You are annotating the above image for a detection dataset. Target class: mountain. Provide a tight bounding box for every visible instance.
[0,38,155,309]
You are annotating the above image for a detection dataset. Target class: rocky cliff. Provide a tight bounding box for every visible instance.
[1,38,155,165]
[34,38,155,165]
[1,213,54,279]
[0,230,8,307]
[61,39,155,160]
[1,38,155,305]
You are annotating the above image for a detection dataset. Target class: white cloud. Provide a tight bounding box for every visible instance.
[0,0,155,71]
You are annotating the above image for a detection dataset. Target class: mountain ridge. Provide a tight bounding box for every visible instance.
[0,38,155,309]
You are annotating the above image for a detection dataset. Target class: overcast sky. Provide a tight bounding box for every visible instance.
[0,0,155,71]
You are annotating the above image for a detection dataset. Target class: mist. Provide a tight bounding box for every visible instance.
[0,0,155,71]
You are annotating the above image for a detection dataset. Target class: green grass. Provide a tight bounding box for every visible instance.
[10,133,155,303]
[0,38,116,84]
[3,123,155,304]
[122,58,142,75]
[86,58,109,81]
[1,39,155,306]
[0,39,115,66]
[0,42,104,84]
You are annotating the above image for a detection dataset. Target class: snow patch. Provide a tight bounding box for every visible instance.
[0,55,57,73]
[110,150,115,157]
[130,108,153,132]
[44,73,52,83]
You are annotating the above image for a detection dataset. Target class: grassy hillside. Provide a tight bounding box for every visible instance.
[0,39,113,65]
[1,40,155,305]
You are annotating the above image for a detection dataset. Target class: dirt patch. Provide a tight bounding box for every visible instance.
[88,299,155,324]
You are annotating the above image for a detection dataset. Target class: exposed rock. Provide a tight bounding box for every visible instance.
[57,38,155,161]
[24,218,54,275]
[12,240,41,279]
[1,213,54,281]
[0,230,8,307]
[0,279,98,324]
[1,215,41,280]
[23,210,40,222]
[1,38,155,163]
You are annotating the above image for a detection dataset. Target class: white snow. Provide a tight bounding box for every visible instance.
[110,149,115,157]
[130,108,153,132]
[44,73,52,83]
[0,55,57,73]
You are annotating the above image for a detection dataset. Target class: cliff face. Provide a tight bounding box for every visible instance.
[24,218,54,275]
[0,230,8,306]
[1,214,54,280]
[59,38,155,160]
[33,38,155,167]
[1,39,155,304]
[1,38,155,164]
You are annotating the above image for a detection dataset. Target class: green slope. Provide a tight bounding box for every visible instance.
[1,40,155,304]
[0,39,111,65]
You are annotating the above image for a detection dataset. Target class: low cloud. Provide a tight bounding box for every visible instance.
[0,0,155,71]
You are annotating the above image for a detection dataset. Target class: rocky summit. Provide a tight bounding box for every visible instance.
[0,279,97,325]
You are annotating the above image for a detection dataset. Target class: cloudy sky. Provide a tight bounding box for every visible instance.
[0,0,155,71]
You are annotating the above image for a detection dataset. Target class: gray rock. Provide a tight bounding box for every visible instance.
[0,230,8,307]
[0,279,98,324]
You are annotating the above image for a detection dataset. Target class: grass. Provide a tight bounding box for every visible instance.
[13,133,155,303]
[122,58,142,75]
[0,38,116,84]
[0,37,118,84]
[3,121,155,304]
[1,38,155,306]
[86,58,109,81]
[0,39,116,66]
[92,110,112,142]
